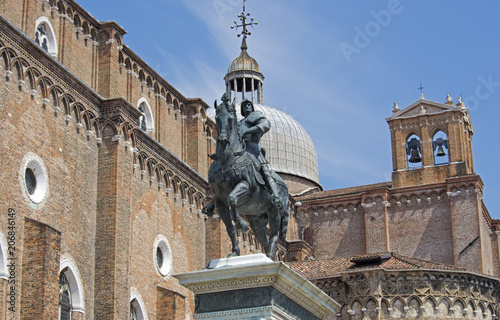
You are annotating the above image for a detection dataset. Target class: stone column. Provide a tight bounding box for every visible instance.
[242,76,246,100]
[259,82,264,104]
[251,78,255,103]
[233,79,238,103]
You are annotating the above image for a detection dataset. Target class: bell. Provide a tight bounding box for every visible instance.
[436,145,446,157]
[408,147,422,163]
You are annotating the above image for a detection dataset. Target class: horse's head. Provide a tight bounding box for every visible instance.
[215,93,238,146]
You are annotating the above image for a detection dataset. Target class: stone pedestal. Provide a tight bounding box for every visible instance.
[174,254,340,320]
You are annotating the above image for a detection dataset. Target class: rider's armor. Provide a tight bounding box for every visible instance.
[239,100,281,207]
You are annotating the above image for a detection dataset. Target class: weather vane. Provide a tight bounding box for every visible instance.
[231,0,258,38]
[417,83,425,95]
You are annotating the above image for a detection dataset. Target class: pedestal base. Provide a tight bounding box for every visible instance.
[174,254,340,320]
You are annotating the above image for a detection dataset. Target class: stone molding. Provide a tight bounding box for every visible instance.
[193,306,294,320]
[174,254,340,319]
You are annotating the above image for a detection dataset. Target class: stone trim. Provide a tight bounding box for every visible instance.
[193,306,294,320]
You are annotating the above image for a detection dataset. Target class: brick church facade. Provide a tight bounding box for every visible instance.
[0,0,498,319]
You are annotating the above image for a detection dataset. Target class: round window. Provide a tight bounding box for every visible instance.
[25,168,36,195]
[156,247,163,270]
[23,158,48,204]
[154,236,172,276]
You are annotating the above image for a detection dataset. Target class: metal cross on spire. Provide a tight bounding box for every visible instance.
[417,83,425,94]
[231,0,258,38]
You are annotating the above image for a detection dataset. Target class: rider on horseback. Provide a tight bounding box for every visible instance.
[202,98,281,217]
[239,99,281,208]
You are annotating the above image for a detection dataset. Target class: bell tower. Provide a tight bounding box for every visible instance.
[386,94,475,188]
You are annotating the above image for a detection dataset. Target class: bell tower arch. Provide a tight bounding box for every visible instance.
[386,95,475,188]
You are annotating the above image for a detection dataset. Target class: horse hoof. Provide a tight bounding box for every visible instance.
[227,252,239,258]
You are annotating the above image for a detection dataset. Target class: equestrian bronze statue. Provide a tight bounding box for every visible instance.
[203,93,289,260]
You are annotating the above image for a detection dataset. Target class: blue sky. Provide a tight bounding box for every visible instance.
[82,0,500,218]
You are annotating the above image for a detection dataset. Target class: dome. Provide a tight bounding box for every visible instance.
[227,38,261,74]
[207,103,320,186]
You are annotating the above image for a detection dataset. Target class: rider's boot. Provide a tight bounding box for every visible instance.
[201,200,215,217]
[261,164,281,208]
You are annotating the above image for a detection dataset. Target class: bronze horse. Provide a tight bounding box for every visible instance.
[206,94,289,260]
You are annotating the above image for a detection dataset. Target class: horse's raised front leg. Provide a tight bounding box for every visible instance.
[215,198,240,257]
[227,181,250,233]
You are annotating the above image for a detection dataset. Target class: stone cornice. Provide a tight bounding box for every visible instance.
[122,45,191,105]
[174,255,340,319]
[386,98,462,122]
[193,306,293,320]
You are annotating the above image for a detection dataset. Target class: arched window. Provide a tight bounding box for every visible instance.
[406,134,422,169]
[130,302,138,320]
[303,227,313,246]
[137,98,154,134]
[59,260,85,315]
[34,17,58,57]
[59,272,72,320]
[0,231,8,281]
[130,294,148,320]
[433,130,449,165]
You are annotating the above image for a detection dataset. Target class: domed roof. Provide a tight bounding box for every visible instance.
[207,103,320,185]
[227,38,261,74]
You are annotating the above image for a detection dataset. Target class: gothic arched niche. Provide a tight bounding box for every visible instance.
[34,17,58,58]
[432,130,449,165]
[137,98,154,134]
[406,133,422,169]
[303,227,313,246]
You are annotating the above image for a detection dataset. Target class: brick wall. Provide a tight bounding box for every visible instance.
[0,279,5,318]
[20,218,61,319]
[387,192,454,265]
[296,177,496,275]
[156,286,186,320]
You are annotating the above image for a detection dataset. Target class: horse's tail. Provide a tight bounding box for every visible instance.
[279,185,289,241]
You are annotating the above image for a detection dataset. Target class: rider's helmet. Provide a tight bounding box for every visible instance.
[240,98,255,117]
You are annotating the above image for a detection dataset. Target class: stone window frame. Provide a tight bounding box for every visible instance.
[20,153,49,204]
[154,234,172,277]
[34,16,58,58]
